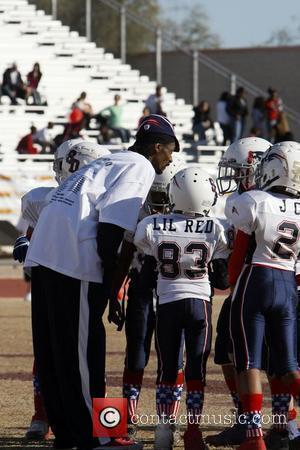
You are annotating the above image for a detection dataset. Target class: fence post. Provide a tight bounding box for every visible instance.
[120,4,126,64]
[52,0,57,19]
[230,73,236,95]
[86,0,92,41]
[156,28,162,85]
[193,50,199,105]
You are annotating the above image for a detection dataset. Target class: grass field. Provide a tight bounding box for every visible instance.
[0,263,272,449]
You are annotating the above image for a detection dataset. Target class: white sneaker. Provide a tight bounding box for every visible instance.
[25,419,49,440]
[154,423,174,450]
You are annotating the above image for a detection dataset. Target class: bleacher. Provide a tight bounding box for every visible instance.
[0,0,197,157]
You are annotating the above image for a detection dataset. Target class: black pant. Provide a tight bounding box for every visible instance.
[31,266,108,449]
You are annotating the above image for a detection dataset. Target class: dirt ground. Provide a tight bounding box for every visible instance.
[0,262,272,450]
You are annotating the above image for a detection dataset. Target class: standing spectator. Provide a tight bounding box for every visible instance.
[16,126,39,154]
[265,88,283,142]
[251,97,267,139]
[145,85,166,116]
[100,94,131,143]
[216,92,232,145]
[192,100,213,144]
[27,63,42,105]
[227,87,248,141]
[34,122,56,153]
[72,91,94,129]
[2,63,26,105]
[138,106,151,127]
[275,111,293,143]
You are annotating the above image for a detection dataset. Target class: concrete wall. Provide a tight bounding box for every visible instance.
[128,46,300,137]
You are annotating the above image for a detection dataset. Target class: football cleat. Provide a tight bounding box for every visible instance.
[154,422,175,450]
[205,422,246,446]
[264,429,289,450]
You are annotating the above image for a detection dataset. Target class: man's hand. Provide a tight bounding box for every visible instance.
[13,236,29,263]
[108,297,125,331]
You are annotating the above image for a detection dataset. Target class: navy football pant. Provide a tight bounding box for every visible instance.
[230,265,298,376]
[156,298,212,383]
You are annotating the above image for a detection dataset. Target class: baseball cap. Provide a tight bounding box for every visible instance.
[136,114,180,152]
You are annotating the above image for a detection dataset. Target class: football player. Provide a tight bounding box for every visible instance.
[134,166,230,450]
[207,137,271,447]
[13,140,110,441]
[228,141,300,450]
[110,154,186,433]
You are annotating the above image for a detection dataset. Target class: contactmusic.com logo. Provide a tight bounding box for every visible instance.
[93,398,128,438]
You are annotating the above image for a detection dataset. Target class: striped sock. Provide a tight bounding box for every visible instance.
[270,378,290,431]
[186,380,205,426]
[122,368,144,422]
[156,372,184,419]
[241,394,263,439]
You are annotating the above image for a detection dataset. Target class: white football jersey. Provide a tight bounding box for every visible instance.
[134,213,229,304]
[224,191,240,224]
[25,151,155,283]
[229,190,300,271]
[21,186,55,228]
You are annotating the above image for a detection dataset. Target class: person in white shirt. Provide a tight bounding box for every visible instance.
[134,166,229,450]
[25,114,179,450]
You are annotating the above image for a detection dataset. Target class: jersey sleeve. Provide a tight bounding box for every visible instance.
[227,192,257,235]
[212,220,231,260]
[133,217,154,256]
[96,166,155,233]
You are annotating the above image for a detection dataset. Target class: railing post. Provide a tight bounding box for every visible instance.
[230,73,236,95]
[193,50,199,105]
[120,4,126,64]
[51,0,57,19]
[86,0,92,41]
[156,28,162,85]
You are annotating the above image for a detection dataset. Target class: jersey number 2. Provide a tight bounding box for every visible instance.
[272,221,300,260]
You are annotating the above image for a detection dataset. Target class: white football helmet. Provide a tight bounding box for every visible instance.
[61,141,110,182]
[53,138,83,184]
[148,153,186,212]
[169,165,217,216]
[217,137,271,194]
[257,141,300,197]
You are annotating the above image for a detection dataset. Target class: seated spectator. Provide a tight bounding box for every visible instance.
[226,86,248,141]
[216,92,232,145]
[26,63,43,105]
[265,88,283,142]
[138,106,151,127]
[34,122,56,153]
[72,91,94,129]
[192,100,213,143]
[97,123,115,145]
[58,108,85,144]
[99,94,130,143]
[145,85,166,115]
[16,126,39,154]
[252,96,267,138]
[2,63,27,105]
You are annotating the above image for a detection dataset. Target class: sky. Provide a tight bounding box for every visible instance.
[159,0,300,48]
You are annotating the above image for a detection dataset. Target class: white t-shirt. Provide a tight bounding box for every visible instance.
[229,190,300,271]
[25,151,155,282]
[134,213,229,304]
[21,187,55,228]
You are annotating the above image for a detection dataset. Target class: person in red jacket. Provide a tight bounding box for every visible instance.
[16,126,38,154]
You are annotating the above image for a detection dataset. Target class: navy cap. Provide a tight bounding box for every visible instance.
[136,114,180,152]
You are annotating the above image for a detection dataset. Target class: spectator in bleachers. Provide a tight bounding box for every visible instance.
[26,63,43,105]
[145,85,166,116]
[192,100,213,144]
[59,108,85,144]
[16,126,39,154]
[252,96,267,139]
[33,122,56,153]
[227,86,248,141]
[216,91,232,145]
[275,111,293,143]
[2,63,27,105]
[72,91,94,129]
[97,123,115,145]
[265,87,283,142]
[99,94,130,143]
[138,106,151,127]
